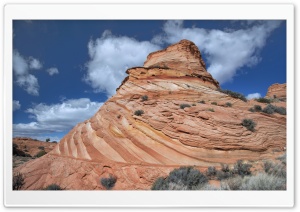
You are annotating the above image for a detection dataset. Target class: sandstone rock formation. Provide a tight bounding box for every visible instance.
[14,40,286,190]
[13,137,56,157]
[265,83,286,99]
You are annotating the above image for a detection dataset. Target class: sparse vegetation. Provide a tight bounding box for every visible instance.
[248,108,255,112]
[134,110,144,116]
[253,105,262,112]
[180,104,191,109]
[192,103,196,106]
[151,166,208,190]
[242,119,256,132]
[46,138,50,142]
[256,97,272,104]
[101,175,117,190]
[141,95,148,101]
[44,184,63,190]
[152,158,286,190]
[206,166,217,178]
[199,100,205,104]
[13,172,24,190]
[225,102,232,107]
[35,150,46,158]
[262,104,286,115]
[211,102,217,105]
[218,89,247,102]
[232,160,252,177]
[240,173,286,190]
[38,146,45,150]
[208,108,215,112]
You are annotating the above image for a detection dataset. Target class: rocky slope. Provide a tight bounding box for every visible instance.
[14,40,286,190]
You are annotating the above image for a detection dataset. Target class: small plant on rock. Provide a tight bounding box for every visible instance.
[199,100,205,104]
[13,172,24,190]
[256,97,272,104]
[225,102,232,107]
[242,119,256,132]
[101,175,117,190]
[134,110,144,116]
[141,95,148,101]
[180,104,191,109]
[35,150,46,158]
[208,108,215,112]
[211,102,217,105]
[44,184,63,190]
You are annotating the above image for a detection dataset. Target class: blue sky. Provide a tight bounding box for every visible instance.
[12,20,286,142]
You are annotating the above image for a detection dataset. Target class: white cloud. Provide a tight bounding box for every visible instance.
[29,57,43,70]
[13,98,103,138]
[246,93,261,100]
[84,30,160,96]
[152,20,282,84]
[46,67,59,76]
[13,100,21,111]
[13,51,40,95]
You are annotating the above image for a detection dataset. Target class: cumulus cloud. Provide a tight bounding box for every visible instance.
[84,30,160,96]
[152,20,282,84]
[13,98,103,138]
[46,67,59,76]
[246,92,261,100]
[13,100,21,111]
[13,51,40,95]
[29,57,43,70]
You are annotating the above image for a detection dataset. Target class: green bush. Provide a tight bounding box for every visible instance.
[46,138,50,142]
[206,166,217,177]
[134,110,144,116]
[35,150,46,158]
[211,102,217,105]
[13,172,24,190]
[254,105,262,111]
[199,100,205,104]
[225,102,232,107]
[218,89,247,102]
[192,103,196,106]
[262,104,276,114]
[44,184,63,190]
[274,106,286,115]
[101,175,117,190]
[248,108,255,112]
[264,161,286,178]
[180,104,191,109]
[151,177,166,190]
[242,119,256,132]
[208,108,215,112]
[141,95,148,101]
[151,166,208,190]
[256,97,272,104]
[241,173,286,190]
[233,160,252,177]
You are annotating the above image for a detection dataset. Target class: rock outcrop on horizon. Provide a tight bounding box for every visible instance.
[14,40,286,190]
[265,83,286,99]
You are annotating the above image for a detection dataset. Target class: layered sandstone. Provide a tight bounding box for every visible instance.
[265,83,286,99]
[14,40,286,190]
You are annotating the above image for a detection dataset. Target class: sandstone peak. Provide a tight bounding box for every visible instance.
[14,40,286,190]
[142,39,219,89]
[265,83,286,99]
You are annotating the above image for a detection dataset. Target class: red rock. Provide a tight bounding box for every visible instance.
[14,40,286,190]
[265,83,286,99]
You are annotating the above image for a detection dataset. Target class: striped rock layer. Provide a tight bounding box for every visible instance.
[15,40,286,190]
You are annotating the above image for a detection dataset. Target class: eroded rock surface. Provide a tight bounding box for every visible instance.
[14,40,286,190]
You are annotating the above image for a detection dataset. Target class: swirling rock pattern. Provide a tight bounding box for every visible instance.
[14,40,286,190]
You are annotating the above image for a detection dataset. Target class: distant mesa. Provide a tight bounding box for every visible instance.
[13,40,286,190]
